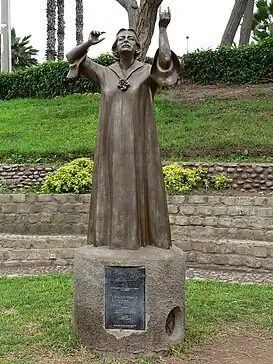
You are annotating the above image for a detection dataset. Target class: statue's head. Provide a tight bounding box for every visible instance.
[112,29,141,60]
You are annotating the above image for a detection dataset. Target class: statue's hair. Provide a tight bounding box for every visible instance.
[112,28,141,60]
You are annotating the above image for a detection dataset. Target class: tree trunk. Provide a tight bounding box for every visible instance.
[239,0,255,45]
[221,0,249,46]
[57,0,65,60]
[46,0,57,60]
[136,0,163,61]
[115,0,163,61]
[76,0,84,45]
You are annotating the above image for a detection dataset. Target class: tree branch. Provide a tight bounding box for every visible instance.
[115,0,130,10]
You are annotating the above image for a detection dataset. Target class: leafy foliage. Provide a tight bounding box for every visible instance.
[183,38,273,84]
[252,0,273,41]
[211,175,229,190]
[0,38,272,100]
[0,53,115,100]
[41,160,229,194]
[10,28,39,71]
[162,163,208,192]
[42,158,94,194]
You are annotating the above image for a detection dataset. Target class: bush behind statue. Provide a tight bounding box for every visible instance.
[42,158,229,194]
[1,39,272,100]
[183,38,273,84]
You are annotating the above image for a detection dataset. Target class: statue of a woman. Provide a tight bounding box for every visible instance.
[66,8,180,250]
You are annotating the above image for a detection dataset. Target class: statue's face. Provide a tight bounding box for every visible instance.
[116,30,137,55]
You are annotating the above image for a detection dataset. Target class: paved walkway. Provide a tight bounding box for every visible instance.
[1,266,273,284]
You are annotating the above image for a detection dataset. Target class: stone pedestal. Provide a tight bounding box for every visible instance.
[74,245,186,356]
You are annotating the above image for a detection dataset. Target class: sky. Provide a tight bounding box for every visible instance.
[8,0,239,62]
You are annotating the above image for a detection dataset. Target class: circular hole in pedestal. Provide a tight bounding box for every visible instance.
[165,306,183,341]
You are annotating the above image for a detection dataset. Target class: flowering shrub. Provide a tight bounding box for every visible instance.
[211,174,229,191]
[42,158,94,194]
[162,163,208,192]
[41,159,229,194]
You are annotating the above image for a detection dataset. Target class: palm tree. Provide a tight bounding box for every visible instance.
[57,0,65,60]
[252,0,273,40]
[76,0,83,45]
[10,28,38,71]
[46,0,57,60]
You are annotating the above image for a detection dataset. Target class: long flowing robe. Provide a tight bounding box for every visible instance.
[68,50,180,250]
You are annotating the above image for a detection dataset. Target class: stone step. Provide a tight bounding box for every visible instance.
[0,234,273,271]
[176,238,273,271]
[0,234,86,267]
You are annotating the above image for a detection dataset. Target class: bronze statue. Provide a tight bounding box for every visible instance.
[66,8,180,250]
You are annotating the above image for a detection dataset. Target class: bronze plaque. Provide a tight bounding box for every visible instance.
[105,266,145,330]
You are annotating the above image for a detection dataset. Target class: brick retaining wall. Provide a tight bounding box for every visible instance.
[2,162,273,191]
[1,193,273,271]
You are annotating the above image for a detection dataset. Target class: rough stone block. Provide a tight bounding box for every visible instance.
[74,245,186,355]
[203,243,218,253]
[253,197,267,206]
[25,194,38,203]
[212,206,227,216]
[54,194,78,203]
[74,204,89,213]
[254,246,267,258]
[2,204,17,214]
[257,208,273,217]
[261,259,273,270]
[217,217,232,228]
[11,194,26,203]
[186,251,196,262]
[203,217,217,226]
[16,204,31,214]
[0,194,10,203]
[227,206,245,216]
[172,216,188,226]
[207,196,221,205]
[167,195,185,205]
[168,204,179,214]
[191,241,203,251]
[188,216,204,226]
[245,257,262,268]
[210,254,227,265]
[220,245,233,254]
[188,195,207,204]
[175,241,192,251]
[40,214,54,223]
[195,206,213,215]
[55,248,76,260]
[196,254,212,264]
[233,244,254,256]
[221,197,236,206]
[179,205,195,215]
[227,255,242,266]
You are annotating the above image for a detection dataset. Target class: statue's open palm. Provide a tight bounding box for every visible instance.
[88,31,106,46]
[159,7,171,28]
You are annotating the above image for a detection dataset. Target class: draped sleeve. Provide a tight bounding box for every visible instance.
[67,54,106,85]
[150,49,181,87]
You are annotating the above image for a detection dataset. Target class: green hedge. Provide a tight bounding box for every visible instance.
[182,38,273,84]
[0,39,272,100]
[0,53,115,100]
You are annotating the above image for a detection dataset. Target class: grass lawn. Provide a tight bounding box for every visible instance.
[0,94,273,163]
[0,274,272,363]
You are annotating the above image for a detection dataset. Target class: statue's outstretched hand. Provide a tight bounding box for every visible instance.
[88,31,106,46]
[159,7,171,29]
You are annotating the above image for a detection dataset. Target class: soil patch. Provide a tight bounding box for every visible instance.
[37,325,273,364]
[164,83,273,102]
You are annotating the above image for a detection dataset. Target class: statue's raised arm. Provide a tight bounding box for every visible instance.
[66,31,106,83]
[151,7,180,87]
